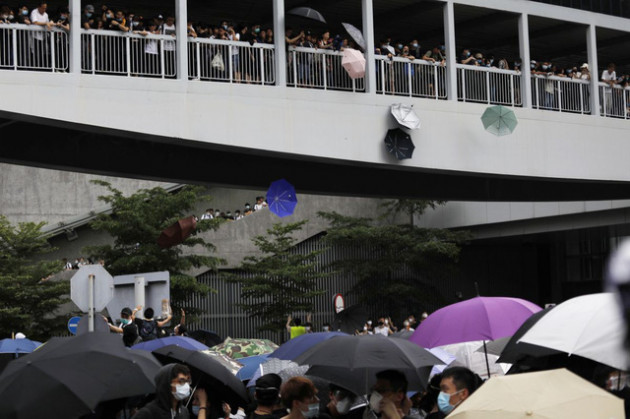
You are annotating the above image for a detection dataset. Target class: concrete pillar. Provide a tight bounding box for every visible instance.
[274,0,287,87]
[362,0,376,94]
[175,0,188,81]
[586,24,600,116]
[443,1,457,101]
[518,13,532,108]
[69,0,81,74]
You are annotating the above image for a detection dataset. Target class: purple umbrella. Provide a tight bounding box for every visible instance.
[409,296,542,349]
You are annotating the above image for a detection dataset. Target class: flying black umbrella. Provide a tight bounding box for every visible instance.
[152,344,249,411]
[0,332,161,419]
[287,7,327,24]
[293,334,443,395]
[384,128,415,160]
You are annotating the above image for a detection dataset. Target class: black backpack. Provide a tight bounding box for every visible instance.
[139,319,158,341]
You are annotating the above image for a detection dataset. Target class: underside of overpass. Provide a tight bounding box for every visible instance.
[2,111,630,202]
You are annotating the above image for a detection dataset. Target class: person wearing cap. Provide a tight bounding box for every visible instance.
[106,306,141,347]
[251,373,287,419]
[578,63,591,80]
[81,4,96,29]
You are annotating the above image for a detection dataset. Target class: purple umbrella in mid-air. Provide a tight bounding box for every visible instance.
[266,178,298,217]
[410,296,542,349]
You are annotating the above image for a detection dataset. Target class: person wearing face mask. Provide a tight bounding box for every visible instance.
[436,367,481,416]
[459,49,476,65]
[134,363,193,419]
[364,370,416,419]
[106,306,141,347]
[324,384,364,419]
[280,376,331,419]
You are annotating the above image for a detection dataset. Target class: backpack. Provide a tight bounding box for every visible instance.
[139,319,158,341]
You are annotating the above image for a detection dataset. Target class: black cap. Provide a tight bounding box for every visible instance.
[256,373,282,390]
[121,307,132,316]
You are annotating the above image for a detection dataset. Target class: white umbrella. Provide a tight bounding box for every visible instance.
[518,292,630,371]
[341,48,365,79]
[437,340,510,380]
[390,103,421,130]
[449,368,624,419]
[341,22,366,51]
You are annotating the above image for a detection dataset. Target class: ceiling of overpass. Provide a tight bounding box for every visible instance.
[2,111,630,202]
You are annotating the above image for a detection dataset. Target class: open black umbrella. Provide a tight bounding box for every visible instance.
[287,7,327,24]
[293,334,443,395]
[0,332,161,419]
[334,304,368,335]
[384,128,415,160]
[152,344,248,411]
[188,329,224,347]
[496,306,560,365]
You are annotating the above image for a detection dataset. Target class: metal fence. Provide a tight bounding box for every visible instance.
[531,75,591,114]
[188,38,275,84]
[375,56,447,99]
[0,24,68,71]
[287,46,365,92]
[456,64,522,106]
[1,25,630,121]
[599,83,630,119]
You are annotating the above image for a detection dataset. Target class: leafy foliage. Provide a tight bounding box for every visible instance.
[223,221,328,335]
[0,216,69,340]
[84,181,225,317]
[318,201,471,320]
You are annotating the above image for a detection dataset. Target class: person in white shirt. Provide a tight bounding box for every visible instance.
[601,62,617,115]
[30,2,55,67]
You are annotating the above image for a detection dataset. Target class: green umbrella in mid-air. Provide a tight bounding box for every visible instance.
[481,105,518,136]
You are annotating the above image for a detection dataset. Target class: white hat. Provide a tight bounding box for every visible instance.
[15,332,25,339]
[581,63,588,69]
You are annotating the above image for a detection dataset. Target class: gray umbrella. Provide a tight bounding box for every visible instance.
[294,334,443,395]
[342,22,366,51]
[287,7,326,24]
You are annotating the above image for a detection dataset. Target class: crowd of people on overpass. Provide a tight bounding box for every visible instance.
[199,195,268,222]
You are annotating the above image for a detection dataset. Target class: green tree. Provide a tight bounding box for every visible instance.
[223,221,328,337]
[84,181,225,317]
[0,215,69,340]
[319,200,471,320]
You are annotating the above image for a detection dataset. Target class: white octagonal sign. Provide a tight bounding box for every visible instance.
[70,264,114,312]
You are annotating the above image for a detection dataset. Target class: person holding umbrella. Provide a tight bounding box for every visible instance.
[134,363,193,419]
[437,367,482,416]
[280,376,330,419]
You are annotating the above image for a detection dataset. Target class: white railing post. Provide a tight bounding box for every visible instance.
[195,41,201,79]
[69,0,81,74]
[485,71,490,104]
[322,53,327,89]
[273,0,286,87]
[362,0,376,94]
[259,47,265,84]
[518,13,532,108]
[175,0,187,80]
[160,39,165,78]
[510,74,515,106]
[586,24,600,116]
[90,33,96,74]
[444,1,457,101]
[125,36,131,77]
[11,27,17,70]
[557,80,562,112]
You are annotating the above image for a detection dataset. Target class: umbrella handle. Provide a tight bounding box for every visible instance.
[186,382,199,408]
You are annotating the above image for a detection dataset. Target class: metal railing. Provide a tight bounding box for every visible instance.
[188,38,275,84]
[599,83,630,119]
[1,24,630,122]
[287,46,365,92]
[456,64,522,106]
[81,30,176,77]
[0,24,68,71]
[531,75,591,114]
[375,55,446,99]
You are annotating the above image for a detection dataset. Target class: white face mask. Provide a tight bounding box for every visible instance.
[336,398,352,414]
[173,382,191,401]
[369,392,383,413]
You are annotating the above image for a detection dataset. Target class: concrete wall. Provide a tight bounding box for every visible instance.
[0,162,174,226]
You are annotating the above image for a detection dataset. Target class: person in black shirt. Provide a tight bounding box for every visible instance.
[250,373,287,419]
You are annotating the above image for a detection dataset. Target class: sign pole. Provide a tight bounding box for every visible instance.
[88,274,95,332]
[135,276,145,318]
